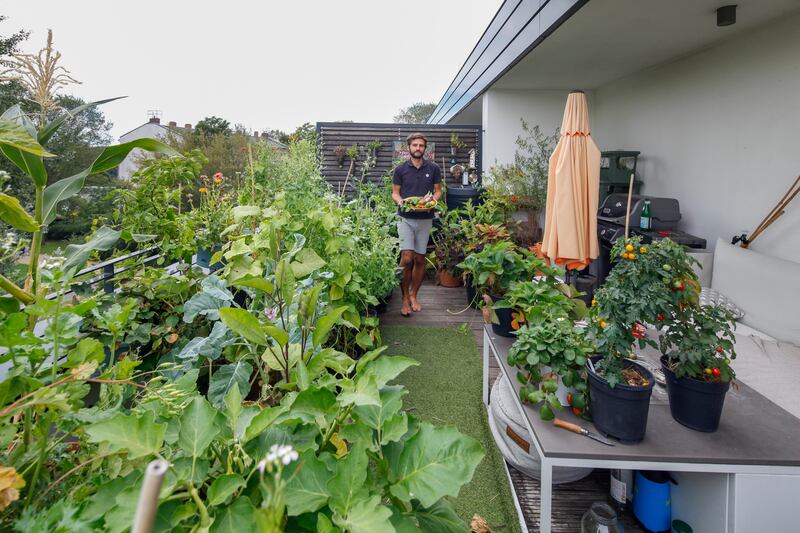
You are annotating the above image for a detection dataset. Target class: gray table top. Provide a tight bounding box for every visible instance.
[485,325,800,467]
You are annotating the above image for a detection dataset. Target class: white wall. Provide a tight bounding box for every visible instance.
[594,13,800,262]
[481,89,578,175]
[118,122,169,181]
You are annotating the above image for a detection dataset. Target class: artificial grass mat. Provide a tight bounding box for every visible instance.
[381,325,521,533]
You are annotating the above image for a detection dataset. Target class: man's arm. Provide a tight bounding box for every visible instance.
[433,183,443,202]
[392,184,404,207]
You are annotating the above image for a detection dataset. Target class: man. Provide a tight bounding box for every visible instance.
[392,133,443,316]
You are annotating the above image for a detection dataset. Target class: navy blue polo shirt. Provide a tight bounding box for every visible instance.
[392,158,442,219]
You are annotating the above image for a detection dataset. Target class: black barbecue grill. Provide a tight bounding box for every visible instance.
[591,194,706,286]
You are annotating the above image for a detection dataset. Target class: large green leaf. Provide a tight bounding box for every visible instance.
[243,405,285,443]
[389,422,485,507]
[327,443,369,516]
[285,451,331,516]
[207,474,246,506]
[182,276,234,323]
[353,385,408,444]
[338,374,381,408]
[38,96,124,145]
[291,247,326,278]
[0,145,47,187]
[218,307,268,345]
[90,138,178,174]
[312,305,348,348]
[85,411,165,459]
[0,118,53,157]
[41,138,177,225]
[281,386,337,424]
[332,494,393,533]
[362,356,420,388]
[0,192,37,232]
[210,498,256,533]
[223,382,242,432]
[177,396,220,458]
[208,360,252,409]
[412,499,470,533]
[61,225,155,274]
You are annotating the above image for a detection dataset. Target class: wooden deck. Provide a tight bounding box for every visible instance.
[380,282,643,532]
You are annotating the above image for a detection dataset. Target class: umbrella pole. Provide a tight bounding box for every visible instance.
[624,173,635,239]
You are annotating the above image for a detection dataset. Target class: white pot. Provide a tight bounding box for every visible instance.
[541,365,574,407]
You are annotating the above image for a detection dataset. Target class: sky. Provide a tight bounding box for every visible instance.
[2,0,503,138]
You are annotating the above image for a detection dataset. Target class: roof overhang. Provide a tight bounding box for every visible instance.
[427,0,587,125]
[430,0,800,123]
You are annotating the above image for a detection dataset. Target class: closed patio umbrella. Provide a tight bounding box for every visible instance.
[541,90,600,271]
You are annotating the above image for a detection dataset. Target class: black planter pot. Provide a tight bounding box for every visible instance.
[465,274,479,308]
[587,356,655,443]
[661,356,731,432]
[196,244,224,271]
[489,293,515,338]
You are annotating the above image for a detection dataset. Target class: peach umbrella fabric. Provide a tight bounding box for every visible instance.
[541,90,600,271]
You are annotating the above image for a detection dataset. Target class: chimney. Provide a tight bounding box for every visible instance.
[168,121,177,128]
[253,131,259,138]
[184,123,192,130]
[148,117,161,124]
[261,132,268,139]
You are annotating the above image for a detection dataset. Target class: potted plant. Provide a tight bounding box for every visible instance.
[334,145,347,168]
[450,132,466,156]
[505,270,593,418]
[193,172,231,270]
[366,139,382,161]
[588,236,699,442]
[432,219,467,288]
[658,303,737,432]
[458,240,540,337]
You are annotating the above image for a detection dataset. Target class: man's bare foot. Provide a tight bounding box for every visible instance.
[401,298,412,317]
[409,295,422,312]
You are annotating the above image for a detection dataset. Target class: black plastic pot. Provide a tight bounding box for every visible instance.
[465,274,479,308]
[489,294,515,338]
[196,245,224,271]
[661,356,731,432]
[587,356,655,443]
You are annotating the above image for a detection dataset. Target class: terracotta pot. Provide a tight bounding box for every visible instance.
[438,270,463,288]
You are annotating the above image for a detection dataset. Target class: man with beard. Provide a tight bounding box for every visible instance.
[391,133,443,316]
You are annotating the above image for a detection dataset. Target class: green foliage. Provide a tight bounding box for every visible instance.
[393,101,437,124]
[483,120,559,219]
[112,150,205,263]
[659,303,737,382]
[457,240,540,298]
[591,236,701,386]
[194,116,231,137]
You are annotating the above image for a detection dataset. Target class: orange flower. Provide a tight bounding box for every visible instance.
[510,195,518,204]
[199,187,209,193]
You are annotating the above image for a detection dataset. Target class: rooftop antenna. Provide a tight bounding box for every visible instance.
[147,110,162,120]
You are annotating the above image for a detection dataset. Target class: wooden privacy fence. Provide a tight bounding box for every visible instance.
[316,122,482,195]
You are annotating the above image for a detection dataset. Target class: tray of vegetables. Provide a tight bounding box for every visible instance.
[401,194,438,212]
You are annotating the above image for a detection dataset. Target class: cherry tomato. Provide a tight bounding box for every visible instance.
[566,393,573,406]
[573,407,583,416]
[712,368,721,377]
[716,346,724,353]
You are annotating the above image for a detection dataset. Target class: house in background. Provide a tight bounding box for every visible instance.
[117,116,189,181]
[428,0,800,265]
[118,116,288,180]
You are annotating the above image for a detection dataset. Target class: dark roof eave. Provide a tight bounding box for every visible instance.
[428,0,588,125]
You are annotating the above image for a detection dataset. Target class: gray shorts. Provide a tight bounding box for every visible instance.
[397,217,433,255]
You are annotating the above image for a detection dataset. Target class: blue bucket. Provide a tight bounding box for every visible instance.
[633,470,673,532]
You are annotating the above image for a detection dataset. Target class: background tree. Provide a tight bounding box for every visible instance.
[393,101,437,124]
[194,116,231,137]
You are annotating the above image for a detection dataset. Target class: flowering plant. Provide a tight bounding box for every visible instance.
[192,172,232,251]
[590,235,701,386]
